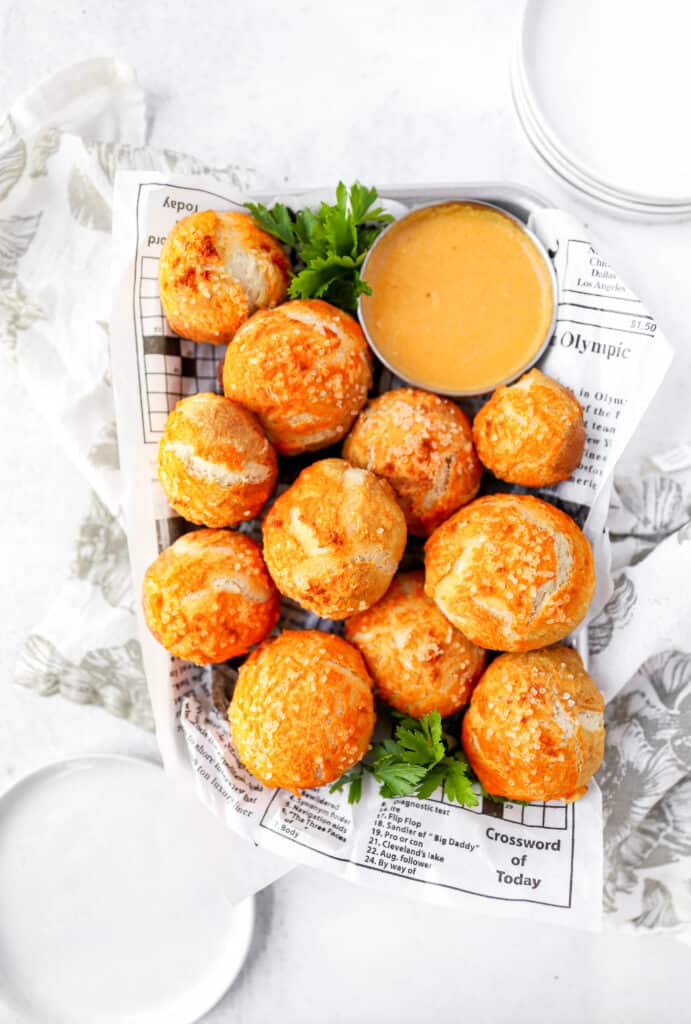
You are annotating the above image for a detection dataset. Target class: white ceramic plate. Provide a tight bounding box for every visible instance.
[511,53,691,216]
[0,756,254,1024]
[515,0,691,211]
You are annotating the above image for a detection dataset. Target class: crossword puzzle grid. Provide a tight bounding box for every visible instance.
[426,783,569,829]
[493,799,568,829]
[140,255,224,436]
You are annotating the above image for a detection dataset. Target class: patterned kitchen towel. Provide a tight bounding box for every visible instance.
[3,60,255,729]
[590,457,691,933]
[3,60,691,934]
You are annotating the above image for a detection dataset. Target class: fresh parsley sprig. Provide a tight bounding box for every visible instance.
[329,710,479,807]
[246,182,393,315]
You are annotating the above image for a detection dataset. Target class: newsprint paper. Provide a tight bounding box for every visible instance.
[110,174,672,929]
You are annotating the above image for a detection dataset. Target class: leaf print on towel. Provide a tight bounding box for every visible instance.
[72,492,131,608]
[16,634,152,729]
[588,573,636,655]
[649,775,691,861]
[601,718,680,854]
[616,475,690,540]
[15,634,66,696]
[602,649,691,918]
[28,126,61,178]
[0,278,44,357]
[0,115,26,201]
[603,651,691,798]
[90,141,211,184]
[0,213,42,280]
[625,776,691,872]
[88,419,120,470]
[80,642,150,724]
[637,650,691,775]
[641,649,691,719]
[604,776,691,910]
[87,139,256,192]
[677,520,691,546]
[67,166,112,231]
[631,879,680,930]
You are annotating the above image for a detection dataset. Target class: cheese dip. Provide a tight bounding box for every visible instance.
[359,202,555,395]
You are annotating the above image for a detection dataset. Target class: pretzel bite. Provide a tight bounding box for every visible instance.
[222,299,373,454]
[158,393,277,528]
[462,646,605,802]
[229,630,375,793]
[262,458,406,619]
[159,210,290,344]
[424,494,594,651]
[343,387,482,536]
[345,571,486,717]
[472,369,585,487]
[142,529,279,665]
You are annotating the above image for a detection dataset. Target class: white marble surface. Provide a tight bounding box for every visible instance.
[2,1,691,1021]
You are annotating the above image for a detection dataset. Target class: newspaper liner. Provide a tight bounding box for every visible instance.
[110,173,672,930]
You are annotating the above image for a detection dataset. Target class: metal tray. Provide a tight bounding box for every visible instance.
[375,181,551,224]
[254,180,552,226]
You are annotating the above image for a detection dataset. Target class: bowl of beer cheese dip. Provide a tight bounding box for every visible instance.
[358,201,556,396]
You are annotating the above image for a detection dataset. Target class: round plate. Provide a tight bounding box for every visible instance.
[511,54,691,217]
[0,756,254,1024]
[515,0,691,211]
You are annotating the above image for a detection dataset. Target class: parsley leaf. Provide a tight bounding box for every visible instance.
[374,760,429,798]
[329,710,480,808]
[288,253,362,301]
[347,772,363,805]
[246,181,392,315]
[378,737,404,756]
[293,207,322,253]
[443,756,479,807]
[329,761,365,804]
[397,710,444,765]
[349,182,390,226]
[245,201,296,247]
[415,761,448,800]
[322,205,357,256]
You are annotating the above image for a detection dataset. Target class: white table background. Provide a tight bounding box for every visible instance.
[2,2,691,1021]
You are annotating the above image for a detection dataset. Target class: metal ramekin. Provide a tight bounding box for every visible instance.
[357,199,558,398]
